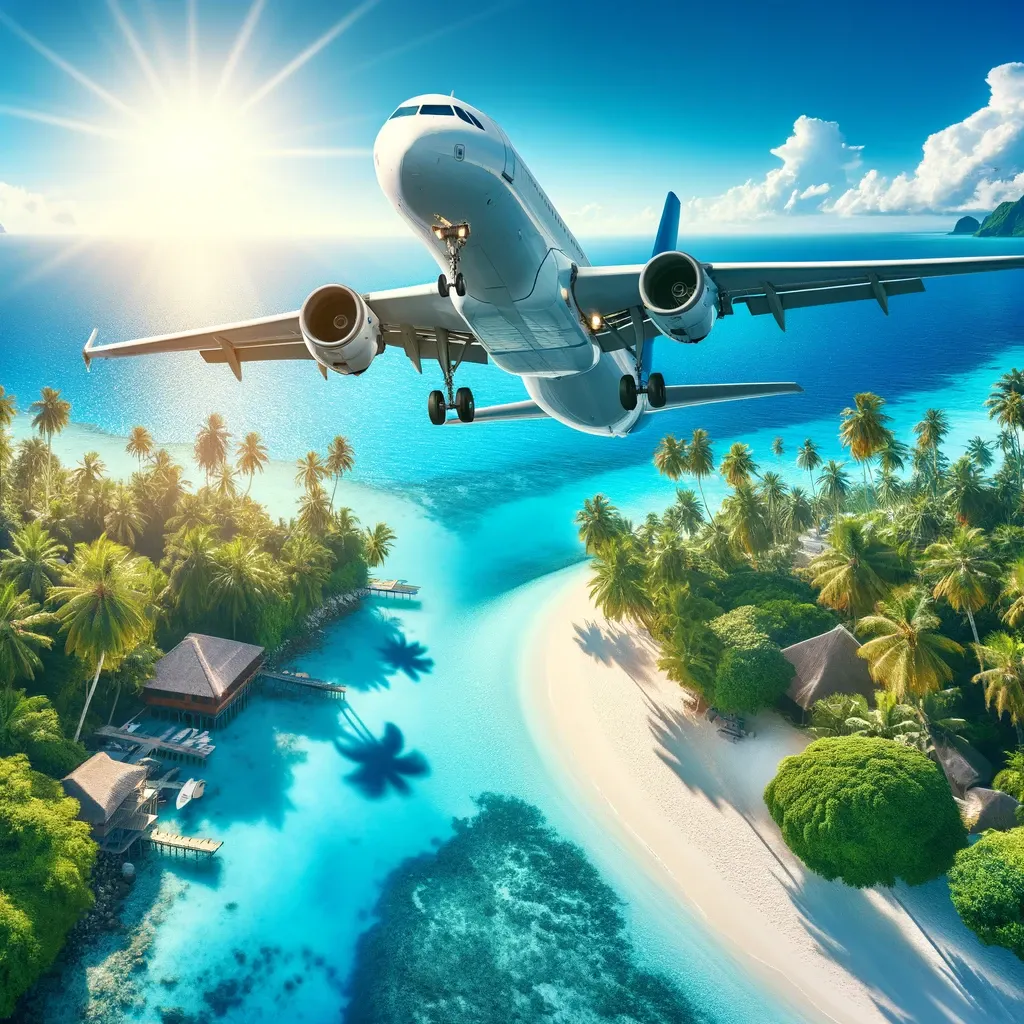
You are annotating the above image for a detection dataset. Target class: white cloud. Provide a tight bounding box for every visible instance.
[682,116,863,223]
[832,62,1024,214]
[0,182,78,233]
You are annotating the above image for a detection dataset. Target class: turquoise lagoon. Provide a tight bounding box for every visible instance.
[3,232,1024,1022]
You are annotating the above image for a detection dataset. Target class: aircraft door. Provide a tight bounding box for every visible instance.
[498,128,516,182]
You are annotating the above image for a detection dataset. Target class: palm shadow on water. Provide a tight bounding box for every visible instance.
[377,634,434,681]
[334,709,430,800]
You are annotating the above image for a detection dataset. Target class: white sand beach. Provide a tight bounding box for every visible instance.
[522,566,1024,1024]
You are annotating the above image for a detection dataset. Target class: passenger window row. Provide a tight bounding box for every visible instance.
[389,104,485,130]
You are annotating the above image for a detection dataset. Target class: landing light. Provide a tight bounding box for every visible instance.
[589,313,603,331]
[457,225,467,239]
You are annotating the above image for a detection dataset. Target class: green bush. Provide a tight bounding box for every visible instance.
[993,750,1024,801]
[948,827,1024,960]
[708,606,772,650]
[714,645,793,713]
[717,571,815,611]
[764,736,967,887]
[759,600,839,647]
[0,755,96,1016]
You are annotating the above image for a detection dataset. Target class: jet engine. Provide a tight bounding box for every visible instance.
[638,251,718,344]
[299,284,383,374]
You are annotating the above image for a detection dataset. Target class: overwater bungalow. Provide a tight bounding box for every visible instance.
[62,752,158,854]
[782,625,876,716]
[142,633,265,728]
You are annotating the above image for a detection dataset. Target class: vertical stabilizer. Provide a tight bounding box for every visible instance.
[652,192,680,257]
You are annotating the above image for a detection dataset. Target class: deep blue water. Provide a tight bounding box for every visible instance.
[4,232,1024,1023]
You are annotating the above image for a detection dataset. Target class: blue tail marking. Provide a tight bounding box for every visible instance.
[652,191,680,257]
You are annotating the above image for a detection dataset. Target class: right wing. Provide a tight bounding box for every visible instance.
[82,283,488,379]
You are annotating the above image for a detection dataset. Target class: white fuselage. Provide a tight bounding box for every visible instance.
[373,94,642,436]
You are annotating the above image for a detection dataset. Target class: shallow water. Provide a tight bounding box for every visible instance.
[4,232,1024,1022]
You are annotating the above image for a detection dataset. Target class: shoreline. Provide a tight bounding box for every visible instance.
[520,566,1024,1023]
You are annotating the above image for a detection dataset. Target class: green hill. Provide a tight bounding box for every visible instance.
[976,196,1024,237]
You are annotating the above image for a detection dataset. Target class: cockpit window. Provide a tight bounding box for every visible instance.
[467,111,485,130]
[388,105,418,119]
[420,103,455,116]
[453,105,473,124]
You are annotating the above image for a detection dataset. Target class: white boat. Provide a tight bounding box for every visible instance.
[176,778,205,810]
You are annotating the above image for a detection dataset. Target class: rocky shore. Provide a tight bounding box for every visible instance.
[267,587,364,667]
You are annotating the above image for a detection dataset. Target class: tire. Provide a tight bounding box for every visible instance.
[647,372,666,408]
[428,390,447,425]
[454,273,467,297]
[619,375,638,411]
[455,386,475,423]
[437,274,449,298]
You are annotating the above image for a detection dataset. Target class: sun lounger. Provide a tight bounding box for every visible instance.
[717,728,741,743]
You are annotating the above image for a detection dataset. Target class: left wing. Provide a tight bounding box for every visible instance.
[574,254,1024,332]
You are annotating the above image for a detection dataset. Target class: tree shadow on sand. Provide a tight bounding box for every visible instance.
[573,619,659,684]
[333,712,429,800]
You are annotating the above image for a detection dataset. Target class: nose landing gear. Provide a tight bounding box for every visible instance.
[426,326,476,424]
[433,223,470,297]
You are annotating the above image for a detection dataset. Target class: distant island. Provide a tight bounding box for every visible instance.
[950,216,980,235]
[976,195,1024,237]
[0,223,6,234]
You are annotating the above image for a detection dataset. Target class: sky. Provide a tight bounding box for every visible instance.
[0,0,1022,237]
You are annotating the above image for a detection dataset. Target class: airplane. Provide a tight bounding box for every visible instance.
[83,93,1024,437]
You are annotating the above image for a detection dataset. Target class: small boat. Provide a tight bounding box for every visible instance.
[176,777,204,810]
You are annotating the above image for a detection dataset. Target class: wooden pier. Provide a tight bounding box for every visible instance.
[95,725,214,764]
[258,670,347,700]
[366,578,420,599]
[144,829,222,859]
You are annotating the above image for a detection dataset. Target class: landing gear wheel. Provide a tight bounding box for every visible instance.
[428,390,447,425]
[647,372,666,408]
[455,386,475,423]
[437,274,450,298]
[619,375,638,411]
[454,272,467,297]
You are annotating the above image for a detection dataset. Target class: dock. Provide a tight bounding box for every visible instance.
[95,725,214,764]
[366,578,420,599]
[144,829,222,859]
[258,670,347,700]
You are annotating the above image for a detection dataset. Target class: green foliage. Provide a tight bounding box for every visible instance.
[714,645,793,714]
[758,600,839,647]
[716,571,816,610]
[764,737,967,887]
[993,749,1024,801]
[0,754,96,1016]
[708,605,772,650]
[948,827,1024,961]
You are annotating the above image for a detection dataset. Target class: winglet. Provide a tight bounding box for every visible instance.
[652,192,680,257]
[82,328,98,371]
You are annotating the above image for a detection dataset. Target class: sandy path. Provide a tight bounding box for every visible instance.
[522,569,1024,1024]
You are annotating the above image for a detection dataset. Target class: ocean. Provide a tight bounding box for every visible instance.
[3,231,1024,1023]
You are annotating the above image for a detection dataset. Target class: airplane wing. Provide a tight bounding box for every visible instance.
[82,283,487,379]
[574,254,1024,332]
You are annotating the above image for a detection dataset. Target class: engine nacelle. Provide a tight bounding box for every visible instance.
[639,251,718,344]
[299,284,383,375]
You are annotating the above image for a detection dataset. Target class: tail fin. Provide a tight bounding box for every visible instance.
[652,192,680,257]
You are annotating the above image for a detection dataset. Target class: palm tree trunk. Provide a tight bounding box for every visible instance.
[45,434,52,505]
[331,473,339,510]
[696,478,716,525]
[966,606,980,646]
[107,679,122,726]
[807,469,817,499]
[74,651,105,743]
[245,472,253,497]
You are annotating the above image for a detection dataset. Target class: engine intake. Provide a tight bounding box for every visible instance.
[299,284,383,375]
[639,251,718,344]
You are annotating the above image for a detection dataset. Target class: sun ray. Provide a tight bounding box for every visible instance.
[239,0,381,113]
[187,0,199,98]
[106,0,166,101]
[0,236,97,300]
[0,103,127,140]
[0,10,140,122]
[258,146,372,159]
[216,0,266,98]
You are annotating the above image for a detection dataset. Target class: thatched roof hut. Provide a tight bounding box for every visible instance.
[934,737,994,798]
[961,787,1020,833]
[62,752,147,825]
[782,625,876,711]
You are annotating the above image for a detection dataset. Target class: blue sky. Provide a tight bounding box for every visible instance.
[0,0,1022,235]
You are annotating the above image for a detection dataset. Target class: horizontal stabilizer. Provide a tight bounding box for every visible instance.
[651,381,803,412]
[448,399,549,425]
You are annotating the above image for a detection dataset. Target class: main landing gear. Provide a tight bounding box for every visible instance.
[426,326,475,425]
[616,307,666,411]
[433,222,470,297]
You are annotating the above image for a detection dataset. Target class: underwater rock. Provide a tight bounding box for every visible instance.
[343,794,704,1023]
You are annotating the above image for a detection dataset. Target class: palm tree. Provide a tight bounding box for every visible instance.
[0,522,67,602]
[209,537,282,639]
[29,386,71,505]
[844,689,921,742]
[16,437,48,509]
[588,538,654,628]
[986,374,1024,488]
[817,459,850,522]
[235,431,269,496]
[281,534,332,616]
[363,522,397,569]
[653,434,689,482]
[71,451,106,494]
[0,387,15,507]
[771,436,785,461]
[295,451,328,493]
[194,413,231,485]
[686,428,716,520]
[575,494,621,554]
[125,426,154,468]
[971,632,1024,740]
[943,457,988,526]
[757,471,788,541]
[876,436,909,476]
[213,463,238,499]
[161,525,218,619]
[839,392,892,493]
[664,488,704,537]
[104,486,147,547]
[165,492,210,536]
[796,438,822,498]
[922,526,999,644]
[647,529,688,589]
[857,587,963,699]
[719,442,757,488]
[914,408,949,492]
[808,519,901,618]
[876,470,904,509]
[808,693,867,737]
[325,435,355,508]
[966,436,994,470]
[1001,559,1024,628]
[48,536,149,741]
[297,486,333,537]
[0,583,54,688]
[720,482,771,559]
[0,688,65,755]
[0,428,11,508]
[783,486,815,538]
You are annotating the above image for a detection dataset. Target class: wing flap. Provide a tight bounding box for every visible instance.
[651,382,803,412]
[740,277,925,317]
[448,400,548,424]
